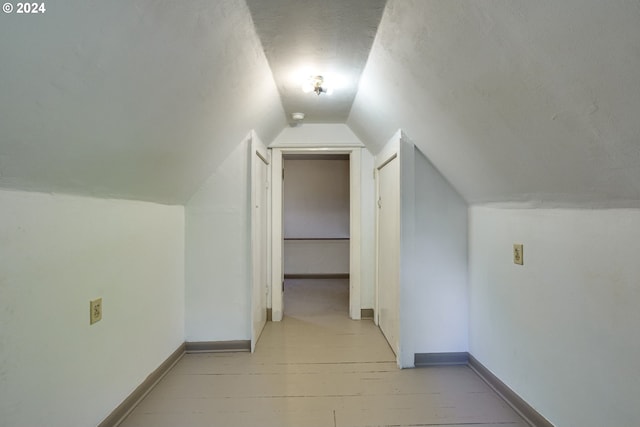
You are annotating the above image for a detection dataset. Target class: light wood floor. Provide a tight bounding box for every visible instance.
[120,279,527,427]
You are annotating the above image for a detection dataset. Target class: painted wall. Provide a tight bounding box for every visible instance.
[469,206,640,426]
[349,0,640,207]
[400,147,468,367]
[283,158,349,276]
[185,138,251,342]
[0,0,285,204]
[0,189,184,427]
[284,240,349,276]
[376,133,468,368]
[271,123,365,148]
[284,159,350,239]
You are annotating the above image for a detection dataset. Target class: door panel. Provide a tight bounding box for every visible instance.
[377,156,400,356]
[251,138,269,352]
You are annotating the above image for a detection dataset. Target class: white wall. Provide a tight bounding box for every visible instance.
[374,132,468,368]
[185,139,251,342]
[0,0,286,204]
[469,206,640,426]
[0,189,184,427]
[400,147,468,367]
[271,123,364,148]
[283,158,349,276]
[284,240,350,275]
[284,159,350,239]
[349,0,640,208]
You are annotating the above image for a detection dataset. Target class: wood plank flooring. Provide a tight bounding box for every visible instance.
[120,279,528,427]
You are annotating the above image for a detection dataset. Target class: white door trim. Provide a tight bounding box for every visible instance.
[270,146,362,321]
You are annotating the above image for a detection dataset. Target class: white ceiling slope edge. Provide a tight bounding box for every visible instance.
[247,0,386,123]
[348,0,640,207]
[2,0,639,207]
[0,0,285,204]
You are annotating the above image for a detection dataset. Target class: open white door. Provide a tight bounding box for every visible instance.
[376,153,400,357]
[251,133,270,352]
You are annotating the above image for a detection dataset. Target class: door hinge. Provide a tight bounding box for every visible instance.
[378,197,382,208]
[282,168,285,180]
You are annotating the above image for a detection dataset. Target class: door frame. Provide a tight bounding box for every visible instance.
[270,146,362,321]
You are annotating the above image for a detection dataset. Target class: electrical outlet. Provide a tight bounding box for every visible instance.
[90,298,102,325]
[513,244,524,265]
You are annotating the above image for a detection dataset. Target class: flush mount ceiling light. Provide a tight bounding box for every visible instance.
[302,75,334,96]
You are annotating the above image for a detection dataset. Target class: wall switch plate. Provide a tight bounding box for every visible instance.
[90,298,102,325]
[513,244,524,265]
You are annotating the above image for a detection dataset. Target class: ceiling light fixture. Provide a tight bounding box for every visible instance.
[302,75,333,96]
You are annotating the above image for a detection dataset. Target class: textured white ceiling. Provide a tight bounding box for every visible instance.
[246,0,386,123]
[349,0,640,207]
[0,0,285,204]
[1,0,639,207]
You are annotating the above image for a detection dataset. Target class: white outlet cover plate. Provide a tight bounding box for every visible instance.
[90,298,102,324]
[513,244,524,265]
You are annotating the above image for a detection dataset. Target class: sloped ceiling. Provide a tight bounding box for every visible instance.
[0,0,285,204]
[349,0,640,207]
[246,0,385,123]
[1,0,639,207]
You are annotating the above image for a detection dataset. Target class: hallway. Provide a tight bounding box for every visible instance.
[120,279,527,427]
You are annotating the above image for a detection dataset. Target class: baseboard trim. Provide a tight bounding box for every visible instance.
[414,352,469,367]
[360,308,374,319]
[98,343,185,427]
[284,274,349,279]
[185,340,251,353]
[468,354,554,427]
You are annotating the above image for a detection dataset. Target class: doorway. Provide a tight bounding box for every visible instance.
[282,154,350,317]
[270,147,363,322]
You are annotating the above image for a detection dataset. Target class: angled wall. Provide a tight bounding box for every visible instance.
[0,0,285,204]
[404,147,468,362]
[349,0,640,207]
[350,3,640,422]
[376,131,468,368]
[185,136,252,342]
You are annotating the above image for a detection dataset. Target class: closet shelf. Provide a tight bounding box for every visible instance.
[284,237,350,241]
